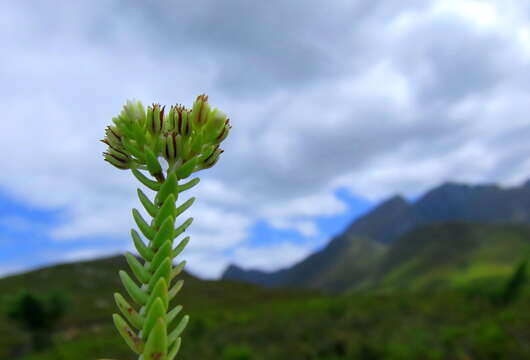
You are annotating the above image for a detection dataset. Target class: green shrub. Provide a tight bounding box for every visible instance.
[222,344,253,360]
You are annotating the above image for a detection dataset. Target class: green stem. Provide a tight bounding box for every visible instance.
[135,170,189,360]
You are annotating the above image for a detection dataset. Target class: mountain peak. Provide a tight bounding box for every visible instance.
[381,194,407,206]
[222,263,272,284]
[343,193,416,245]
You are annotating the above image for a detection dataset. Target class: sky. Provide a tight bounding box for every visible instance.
[1,0,530,279]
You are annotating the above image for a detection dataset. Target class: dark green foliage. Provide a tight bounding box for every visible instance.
[5,290,69,352]
[222,344,253,360]
[499,259,528,305]
[7,290,69,331]
[0,255,529,359]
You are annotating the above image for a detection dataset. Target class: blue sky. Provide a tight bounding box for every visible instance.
[0,184,376,277]
[1,0,530,279]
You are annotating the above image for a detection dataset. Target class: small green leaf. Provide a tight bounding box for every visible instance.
[168,279,184,302]
[152,218,175,249]
[172,237,190,258]
[125,252,150,284]
[119,270,148,305]
[154,194,176,229]
[148,258,172,292]
[122,138,146,162]
[112,313,144,354]
[173,217,193,239]
[197,144,216,163]
[177,177,200,193]
[174,197,195,218]
[168,315,189,347]
[155,171,178,207]
[166,305,183,327]
[144,147,162,178]
[131,229,154,261]
[167,337,182,360]
[145,277,168,313]
[114,120,136,139]
[137,188,158,218]
[175,157,199,180]
[190,131,204,154]
[131,168,161,191]
[142,297,166,341]
[132,208,155,241]
[149,241,172,273]
[143,317,167,360]
[114,292,143,329]
[171,261,186,280]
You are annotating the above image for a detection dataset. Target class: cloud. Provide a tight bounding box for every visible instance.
[230,240,325,273]
[1,0,529,277]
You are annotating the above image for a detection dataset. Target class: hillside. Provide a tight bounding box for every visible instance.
[364,222,530,292]
[222,179,530,292]
[0,255,529,359]
[0,255,321,359]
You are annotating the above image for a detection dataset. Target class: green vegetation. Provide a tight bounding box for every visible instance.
[5,290,69,355]
[366,222,530,292]
[0,254,528,359]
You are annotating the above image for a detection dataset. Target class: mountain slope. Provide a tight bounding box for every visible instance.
[0,255,322,359]
[222,178,530,292]
[366,222,530,292]
[223,234,387,293]
[415,181,530,224]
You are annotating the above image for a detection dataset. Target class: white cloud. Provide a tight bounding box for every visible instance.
[231,240,325,272]
[433,0,500,30]
[1,0,530,277]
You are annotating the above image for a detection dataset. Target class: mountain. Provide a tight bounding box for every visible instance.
[414,181,530,223]
[223,234,387,293]
[222,264,271,284]
[342,194,419,244]
[222,178,530,292]
[366,221,530,292]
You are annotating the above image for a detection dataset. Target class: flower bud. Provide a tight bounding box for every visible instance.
[190,131,204,156]
[173,133,184,161]
[190,94,210,130]
[147,103,165,135]
[104,125,123,148]
[174,105,191,137]
[106,146,130,162]
[165,106,177,132]
[184,110,192,137]
[213,118,231,145]
[122,99,146,125]
[163,132,178,163]
[103,151,131,170]
[197,146,224,170]
[203,109,227,143]
[100,138,126,156]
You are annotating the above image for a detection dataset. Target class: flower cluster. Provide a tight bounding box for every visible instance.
[102,94,231,181]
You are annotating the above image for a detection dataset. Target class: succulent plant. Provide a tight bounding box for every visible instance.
[100,95,231,360]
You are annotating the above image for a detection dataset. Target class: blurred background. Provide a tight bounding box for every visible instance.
[1,0,529,359]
